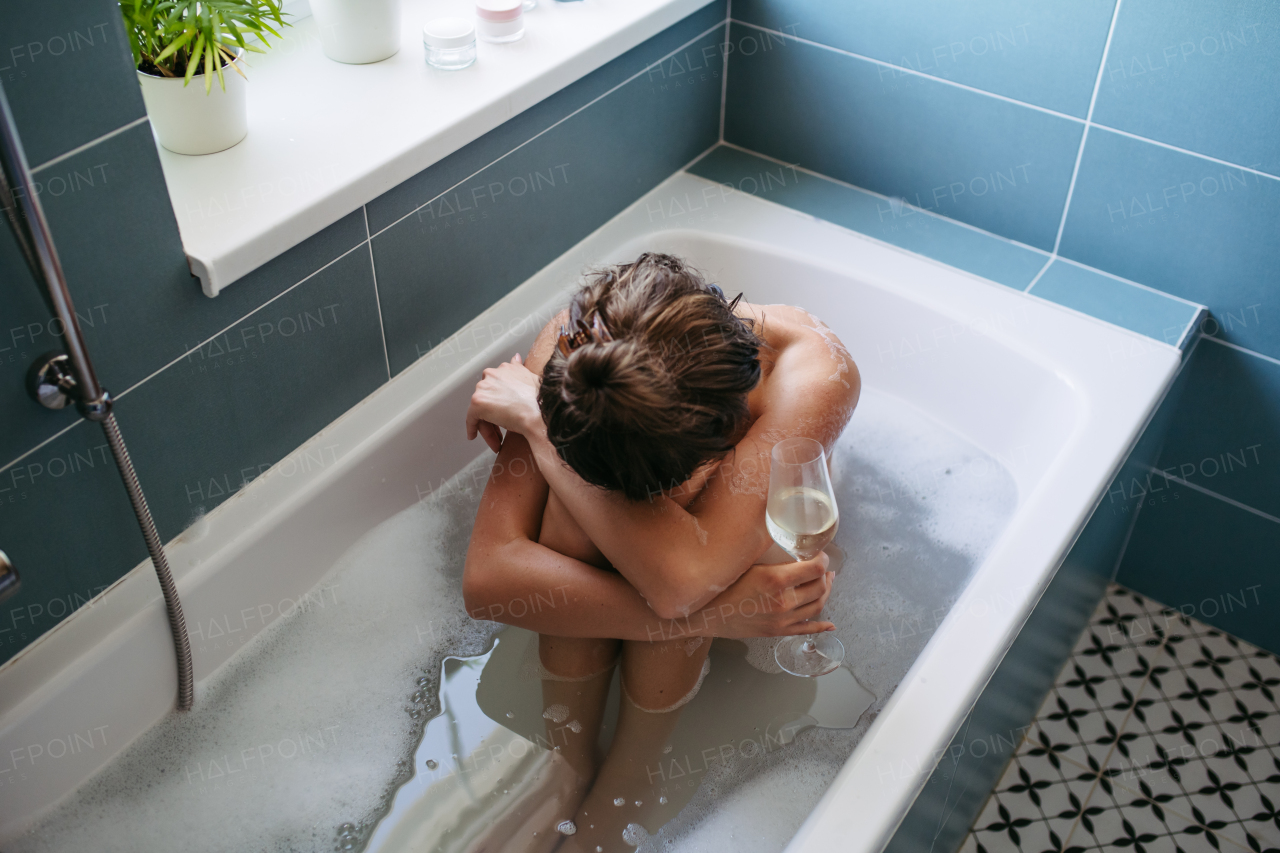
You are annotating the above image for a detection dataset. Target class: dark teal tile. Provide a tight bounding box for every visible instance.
[1150,338,1280,521]
[0,419,144,665]
[33,121,368,394]
[1028,259,1199,344]
[0,0,146,166]
[365,0,727,233]
[372,28,724,376]
[1092,0,1280,174]
[1058,128,1280,360]
[1117,485,1280,655]
[733,0,1117,118]
[687,145,1048,288]
[0,213,81,466]
[114,247,387,540]
[724,23,1083,251]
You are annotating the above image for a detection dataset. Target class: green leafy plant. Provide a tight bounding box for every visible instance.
[120,0,289,93]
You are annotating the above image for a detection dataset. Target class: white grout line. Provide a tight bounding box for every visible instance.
[715,140,1056,258]
[371,20,729,240]
[1051,256,1205,308]
[1048,0,1123,258]
[1201,335,1280,368]
[718,0,732,142]
[1091,124,1280,183]
[729,20,1088,125]
[730,19,1278,187]
[363,206,392,380]
[0,418,86,476]
[1144,466,1280,526]
[30,117,150,173]
[4,19,731,477]
[115,238,370,401]
[1023,256,1055,293]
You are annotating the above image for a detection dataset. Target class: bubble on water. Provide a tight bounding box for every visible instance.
[659,796,668,805]
[338,823,355,833]
[556,820,577,836]
[662,744,672,754]
[567,719,582,733]
[505,711,514,719]
[425,759,438,770]
[7,460,506,853]
[622,823,646,847]
[613,798,625,807]
[634,800,643,807]
[542,703,570,723]
[596,847,603,852]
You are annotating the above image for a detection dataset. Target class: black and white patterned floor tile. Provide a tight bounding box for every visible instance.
[962,584,1280,853]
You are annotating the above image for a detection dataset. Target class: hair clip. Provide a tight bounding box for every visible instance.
[556,312,614,357]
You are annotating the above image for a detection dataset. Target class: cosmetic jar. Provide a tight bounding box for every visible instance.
[423,18,477,69]
[475,0,524,43]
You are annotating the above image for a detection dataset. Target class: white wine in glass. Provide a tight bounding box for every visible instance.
[769,438,845,677]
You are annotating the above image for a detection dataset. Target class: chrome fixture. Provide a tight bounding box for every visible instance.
[27,351,78,410]
[0,551,18,604]
[0,85,194,710]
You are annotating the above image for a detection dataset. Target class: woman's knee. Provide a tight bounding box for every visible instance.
[620,638,712,711]
[539,635,621,679]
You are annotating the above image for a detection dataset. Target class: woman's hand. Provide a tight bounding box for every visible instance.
[466,353,543,452]
[647,552,835,640]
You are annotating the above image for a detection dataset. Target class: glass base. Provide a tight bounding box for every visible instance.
[774,633,845,677]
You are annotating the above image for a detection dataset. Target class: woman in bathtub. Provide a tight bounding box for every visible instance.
[463,252,859,850]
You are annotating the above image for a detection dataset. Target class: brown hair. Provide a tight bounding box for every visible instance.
[539,253,763,501]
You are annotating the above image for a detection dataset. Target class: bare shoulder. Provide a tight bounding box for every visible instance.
[743,303,861,447]
[755,304,859,393]
[526,308,572,374]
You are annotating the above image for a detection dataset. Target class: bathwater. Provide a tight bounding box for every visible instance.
[11,387,1016,853]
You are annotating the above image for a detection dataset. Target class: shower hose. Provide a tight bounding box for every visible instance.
[102,412,195,711]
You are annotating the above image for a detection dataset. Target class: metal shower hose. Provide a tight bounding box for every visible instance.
[0,84,193,711]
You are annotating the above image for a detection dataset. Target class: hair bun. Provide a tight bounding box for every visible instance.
[562,340,632,423]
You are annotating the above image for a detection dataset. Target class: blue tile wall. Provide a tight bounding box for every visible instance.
[1091,0,1280,175]
[720,1,1279,660]
[723,22,1083,251]
[0,0,726,664]
[732,0,1117,118]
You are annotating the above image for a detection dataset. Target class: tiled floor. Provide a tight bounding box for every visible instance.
[961,584,1280,853]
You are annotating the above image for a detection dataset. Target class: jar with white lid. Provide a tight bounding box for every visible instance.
[423,18,477,69]
[475,0,524,43]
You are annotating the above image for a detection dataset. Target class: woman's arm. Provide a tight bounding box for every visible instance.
[467,308,859,619]
[461,427,835,638]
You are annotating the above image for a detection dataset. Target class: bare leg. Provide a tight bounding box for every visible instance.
[538,635,620,785]
[560,637,712,853]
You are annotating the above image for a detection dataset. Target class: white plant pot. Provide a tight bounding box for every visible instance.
[310,0,401,64]
[137,54,247,156]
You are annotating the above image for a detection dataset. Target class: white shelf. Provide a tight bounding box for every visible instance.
[157,0,713,296]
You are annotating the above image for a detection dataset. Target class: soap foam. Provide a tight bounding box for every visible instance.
[12,462,502,853]
[15,388,1016,853]
[641,387,1017,851]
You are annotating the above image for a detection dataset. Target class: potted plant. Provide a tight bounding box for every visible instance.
[121,0,288,155]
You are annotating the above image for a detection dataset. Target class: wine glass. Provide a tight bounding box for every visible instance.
[767,437,845,677]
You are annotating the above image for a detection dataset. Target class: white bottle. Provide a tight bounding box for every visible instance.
[310,0,402,64]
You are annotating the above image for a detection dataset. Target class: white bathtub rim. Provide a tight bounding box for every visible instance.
[0,171,1183,847]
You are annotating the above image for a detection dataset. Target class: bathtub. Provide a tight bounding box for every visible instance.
[0,170,1180,851]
